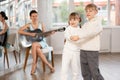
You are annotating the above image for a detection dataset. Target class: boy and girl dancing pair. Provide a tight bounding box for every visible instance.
[61,3,104,80]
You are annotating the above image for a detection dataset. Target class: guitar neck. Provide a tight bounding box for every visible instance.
[37,29,58,37]
[36,27,65,37]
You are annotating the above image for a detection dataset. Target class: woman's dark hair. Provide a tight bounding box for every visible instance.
[0,11,8,20]
[69,12,82,28]
[29,10,38,16]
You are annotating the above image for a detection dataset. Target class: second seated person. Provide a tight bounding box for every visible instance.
[18,10,55,75]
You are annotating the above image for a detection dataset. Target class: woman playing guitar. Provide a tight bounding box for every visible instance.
[18,10,55,75]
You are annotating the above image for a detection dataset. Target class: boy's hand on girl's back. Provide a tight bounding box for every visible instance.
[70,35,79,41]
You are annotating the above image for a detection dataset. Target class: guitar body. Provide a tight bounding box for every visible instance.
[26,29,43,42]
[20,29,44,48]
[0,29,7,46]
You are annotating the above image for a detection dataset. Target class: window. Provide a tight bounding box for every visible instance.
[74,0,91,25]
[52,0,69,24]
[109,0,115,26]
[94,0,116,26]
[0,0,37,28]
[0,0,118,27]
[52,0,117,26]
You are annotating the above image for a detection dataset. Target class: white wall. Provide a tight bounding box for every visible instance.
[50,26,120,54]
[50,31,64,54]
[100,27,112,52]
[111,27,120,52]
[101,26,120,53]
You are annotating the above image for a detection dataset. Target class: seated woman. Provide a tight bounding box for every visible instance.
[18,10,55,75]
[0,11,8,58]
[0,11,8,47]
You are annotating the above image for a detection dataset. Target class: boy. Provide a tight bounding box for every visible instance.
[71,3,104,80]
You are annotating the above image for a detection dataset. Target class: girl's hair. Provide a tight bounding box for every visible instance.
[69,12,82,28]
[85,3,98,12]
[29,10,38,16]
[0,11,8,20]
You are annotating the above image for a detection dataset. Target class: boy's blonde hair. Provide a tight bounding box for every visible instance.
[85,3,98,12]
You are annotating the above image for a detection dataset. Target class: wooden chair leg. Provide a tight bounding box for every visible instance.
[42,61,45,72]
[19,51,21,63]
[4,51,6,67]
[13,50,18,64]
[17,49,21,63]
[23,47,30,71]
[4,47,9,68]
[51,51,54,67]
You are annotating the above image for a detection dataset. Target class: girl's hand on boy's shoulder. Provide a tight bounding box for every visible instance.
[70,35,79,41]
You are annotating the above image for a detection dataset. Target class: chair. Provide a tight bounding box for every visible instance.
[3,45,18,68]
[20,35,54,72]
[3,33,19,68]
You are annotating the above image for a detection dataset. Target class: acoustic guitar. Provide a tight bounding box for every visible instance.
[23,27,65,43]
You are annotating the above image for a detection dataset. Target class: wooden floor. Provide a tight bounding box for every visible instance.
[0,53,120,80]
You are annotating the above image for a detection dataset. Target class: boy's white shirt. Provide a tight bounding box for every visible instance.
[76,16,103,51]
[64,26,81,52]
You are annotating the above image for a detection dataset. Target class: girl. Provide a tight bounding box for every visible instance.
[61,12,81,80]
